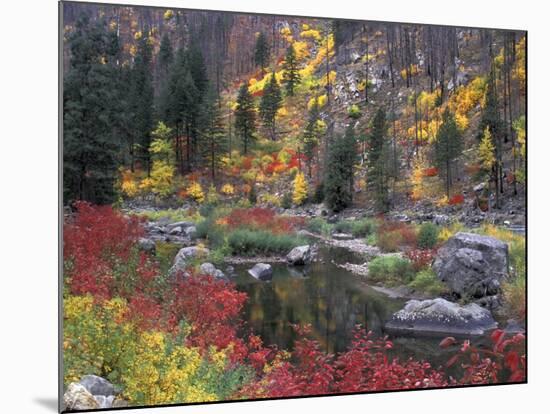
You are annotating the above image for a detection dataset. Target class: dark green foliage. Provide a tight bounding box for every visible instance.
[63,16,121,204]
[417,222,440,249]
[254,32,270,70]
[368,256,414,285]
[129,28,154,172]
[325,125,356,212]
[282,44,301,96]
[200,88,228,183]
[227,229,306,256]
[312,182,325,203]
[433,108,463,198]
[281,192,292,209]
[196,218,225,249]
[334,218,375,237]
[235,84,257,155]
[259,73,282,140]
[301,100,323,178]
[158,33,173,78]
[248,184,257,205]
[366,107,391,211]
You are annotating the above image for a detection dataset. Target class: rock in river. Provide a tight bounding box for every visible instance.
[433,232,509,299]
[248,263,273,281]
[286,245,311,265]
[385,298,497,336]
[199,262,226,279]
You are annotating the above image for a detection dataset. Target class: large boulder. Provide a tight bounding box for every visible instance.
[286,245,312,266]
[433,232,508,299]
[63,383,99,411]
[199,262,226,279]
[385,298,497,336]
[138,238,156,254]
[169,246,210,277]
[248,263,273,281]
[79,375,114,397]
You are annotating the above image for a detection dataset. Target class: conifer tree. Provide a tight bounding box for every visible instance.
[234,84,257,155]
[366,108,391,211]
[63,16,120,204]
[200,88,228,183]
[282,44,301,96]
[301,99,326,178]
[259,73,282,140]
[433,108,463,198]
[254,32,270,73]
[325,125,357,212]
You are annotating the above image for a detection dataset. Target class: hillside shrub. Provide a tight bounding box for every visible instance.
[417,222,440,249]
[368,256,415,285]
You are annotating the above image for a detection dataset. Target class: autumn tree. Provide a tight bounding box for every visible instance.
[292,171,308,206]
[282,44,301,96]
[149,122,176,197]
[433,108,463,198]
[259,73,283,140]
[254,32,270,74]
[234,84,257,155]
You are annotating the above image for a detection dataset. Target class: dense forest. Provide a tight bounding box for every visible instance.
[62,2,526,411]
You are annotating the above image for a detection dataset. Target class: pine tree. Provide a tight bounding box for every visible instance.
[63,16,120,205]
[259,73,282,140]
[433,108,463,198]
[157,32,173,84]
[254,32,270,73]
[325,125,357,212]
[200,88,228,183]
[366,108,391,211]
[234,84,256,155]
[282,44,301,96]
[129,27,154,174]
[301,99,326,178]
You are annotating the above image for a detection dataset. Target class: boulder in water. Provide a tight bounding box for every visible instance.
[248,263,273,281]
[286,245,311,265]
[63,383,99,411]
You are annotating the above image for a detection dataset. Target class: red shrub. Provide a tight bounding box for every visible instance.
[225,207,304,234]
[376,220,418,251]
[265,160,284,174]
[406,249,437,271]
[252,89,264,98]
[423,167,439,177]
[241,156,253,170]
[449,194,465,205]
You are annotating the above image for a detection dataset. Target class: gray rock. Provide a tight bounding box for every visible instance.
[248,263,273,281]
[332,233,353,240]
[286,245,312,265]
[169,226,183,235]
[433,214,450,226]
[79,375,114,397]
[166,221,194,230]
[184,225,197,238]
[385,298,497,336]
[199,262,226,279]
[63,383,99,411]
[169,246,210,276]
[93,395,115,409]
[433,232,509,299]
[138,238,156,254]
[113,398,129,408]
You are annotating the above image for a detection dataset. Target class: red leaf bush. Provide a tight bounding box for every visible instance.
[406,249,437,271]
[225,207,304,234]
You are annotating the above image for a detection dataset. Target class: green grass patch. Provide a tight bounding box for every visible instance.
[408,268,447,296]
[368,255,415,285]
[227,229,307,256]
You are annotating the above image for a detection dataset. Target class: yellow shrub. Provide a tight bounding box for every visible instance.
[300,28,322,41]
[150,160,175,197]
[122,178,139,198]
[187,182,205,203]
[307,94,327,110]
[292,41,310,60]
[220,183,235,195]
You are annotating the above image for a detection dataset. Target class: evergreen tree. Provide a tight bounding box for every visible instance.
[200,88,228,183]
[282,44,301,96]
[63,16,120,205]
[259,73,282,140]
[366,108,391,211]
[234,84,256,155]
[433,108,463,198]
[301,99,326,178]
[254,32,270,73]
[129,27,154,174]
[325,125,357,212]
[158,33,174,75]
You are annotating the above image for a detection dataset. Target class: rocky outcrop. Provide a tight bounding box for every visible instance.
[138,237,156,254]
[286,245,312,265]
[385,298,497,336]
[433,232,509,299]
[79,375,114,397]
[199,262,226,279]
[169,246,210,277]
[63,383,99,411]
[248,263,273,281]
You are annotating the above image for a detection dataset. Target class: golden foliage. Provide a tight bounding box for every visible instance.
[292,171,308,205]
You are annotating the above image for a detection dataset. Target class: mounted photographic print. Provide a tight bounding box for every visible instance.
[60,0,527,411]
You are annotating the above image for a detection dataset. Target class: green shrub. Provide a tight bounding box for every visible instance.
[348,104,362,119]
[376,231,402,252]
[227,229,306,256]
[281,192,292,209]
[417,222,440,249]
[368,255,414,285]
[307,217,332,236]
[248,185,257,205]
[408,268,447,296]
[196,218,225,249]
